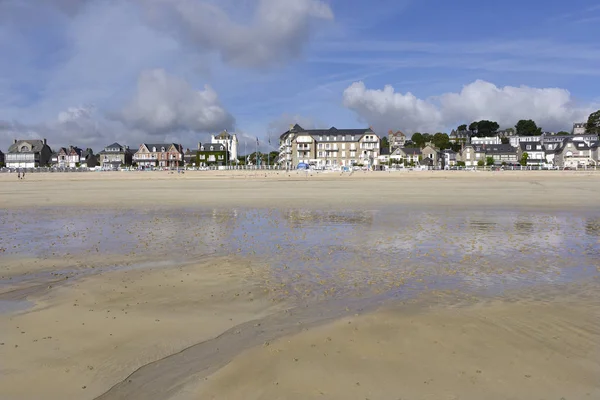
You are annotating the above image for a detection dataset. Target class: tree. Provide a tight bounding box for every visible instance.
[469,120,499,137]
[380,136,390,149]
[515,119,542,136]
[421,133,432,147]
[477,159,485,167]
[500,137,509,144]
[486,156,495,166]
[585,109,600,134]
[469,122,479,132]
[556,131,571,136]
[432,132,450,150]
[404,140,414,147]
[457,124,467,131]
[520,152,529,166]
[411,133,424,147]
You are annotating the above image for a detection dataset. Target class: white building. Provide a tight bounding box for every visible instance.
[471,136,501,145]
[572,122,586,135]
[211,130,238,162]
[6,138,52,168]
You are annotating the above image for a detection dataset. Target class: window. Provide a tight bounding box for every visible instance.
[210,146,214,151]
[318,152,323,157]
[342,151,346,157]
[341,136,345,141]
[351,135,355,140]
[526,145,531,150]
[319,136,323,141]
[152,147,156,152]
[318,144,322,149]
[342,143,346,149]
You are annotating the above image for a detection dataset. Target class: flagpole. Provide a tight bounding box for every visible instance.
[268,133,271,168]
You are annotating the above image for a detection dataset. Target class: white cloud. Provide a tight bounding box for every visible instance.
[116,69,235,136]
[342,80,597,134]
[140,0,334,68]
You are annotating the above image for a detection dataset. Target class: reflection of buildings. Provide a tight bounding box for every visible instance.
[283,210,374,228]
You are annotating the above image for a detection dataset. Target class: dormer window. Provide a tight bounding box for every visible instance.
[152,147,156,152]
[526,145,531,150]
[200,146,204,151]
[161,147,165,152]
[210,146,214,151]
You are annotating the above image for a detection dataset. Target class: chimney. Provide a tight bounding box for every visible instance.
[13,139,17,144]
[43,138,47,145]
[198,142,201,150]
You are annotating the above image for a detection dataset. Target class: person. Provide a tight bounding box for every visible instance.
[22,169,25,179]
[17,169,21,179]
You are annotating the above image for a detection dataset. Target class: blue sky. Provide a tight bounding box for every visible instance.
[0,0,599,152]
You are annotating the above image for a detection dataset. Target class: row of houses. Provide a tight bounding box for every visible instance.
[379,136,599,169]
[277,125,599,169]
[2,131,239,169]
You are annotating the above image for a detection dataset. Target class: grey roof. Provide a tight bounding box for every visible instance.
[380,147,391,156]
[7,139,48,153]
[141,143,183,152]
[483,144,517,154]
[518,142,543,151]
[280,125,375,142]
[214,130,232,140]
[399,147,422,155]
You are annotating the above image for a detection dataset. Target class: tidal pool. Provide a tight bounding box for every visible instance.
[1,207,598,303]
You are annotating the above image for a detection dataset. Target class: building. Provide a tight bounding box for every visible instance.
[0,149,4,166]
[391,147,421,165]
[6,138,52,168]
[278,125,380,169]
[388,130,406,150]
[133,143,184,169]
[460,144,485,166]
[449,129,472,145]
[211,130,238,162]
[517,142,545,165]
[554,139,596,168]
[471,136,501,145]
[573,122,587,135]
[99,143,132,170]
[442,149,457,167]
[196,142,227,166]
[485,144,519,165]
[509,135,543,147]
[80,148,98,168]
[421,144,442,167]
[55,146,83,168]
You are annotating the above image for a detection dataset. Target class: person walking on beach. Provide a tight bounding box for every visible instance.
[22,169,25,179]
[17,169,20,179]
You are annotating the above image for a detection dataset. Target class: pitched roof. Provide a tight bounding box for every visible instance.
[518,142,543,151]
[483,144,517,154]
[399,147,422,155]
[7,139,48,153]
[140,143,183,153]
[214,130,231,139]
[281,126,375,142]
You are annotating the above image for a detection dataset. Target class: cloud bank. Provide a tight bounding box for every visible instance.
[342,80,597,134]
[116,69,235,135]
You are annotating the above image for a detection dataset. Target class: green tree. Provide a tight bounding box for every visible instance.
[476,120,500,136]
[520,152,529,166]
[556,131,571,136]
[432,132,450,149]
[585,109,600,134]
[457,124,467,131]
[421,133,432,147]
[500,137,509,144]
[477,159,485,167]
[411,133,424,147]
[486,156,495,166]
[515,119,542,136]
[381,136,390,149]
[469,121,479,132]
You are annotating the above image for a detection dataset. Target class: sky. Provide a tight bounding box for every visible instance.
[0,0,599,153]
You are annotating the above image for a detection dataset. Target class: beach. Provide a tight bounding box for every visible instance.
[1,170,600,400]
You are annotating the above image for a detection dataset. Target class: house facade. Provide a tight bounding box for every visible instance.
[99,143,132,170]
[471,136,501,145]
[388,130,406,150]
[442,149,457,167]
[391,147,421,165]
[460,144,485,166]
[211,130,238,162]
[573,122,587,135]
[133,143,184,169]
[517,142,545,165]
[196,142,227,166]
[554,139,596,168]
[449,129,472,145]
[421,144,442,167]
[6,138,52,168]
[55,146,83,168]
[279,125,380,168]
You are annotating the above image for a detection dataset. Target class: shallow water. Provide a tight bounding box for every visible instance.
[1,207,599,304]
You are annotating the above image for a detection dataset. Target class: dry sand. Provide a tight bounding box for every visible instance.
[1,169,599,210]
[1,171,600,400]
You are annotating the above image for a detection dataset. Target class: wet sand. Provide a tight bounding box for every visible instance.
[1,171,599,400]
[178,282,600,400]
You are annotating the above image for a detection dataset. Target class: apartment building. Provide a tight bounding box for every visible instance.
[279,124,380,168]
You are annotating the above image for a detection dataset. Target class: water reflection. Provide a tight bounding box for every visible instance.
[1,207,599,301]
